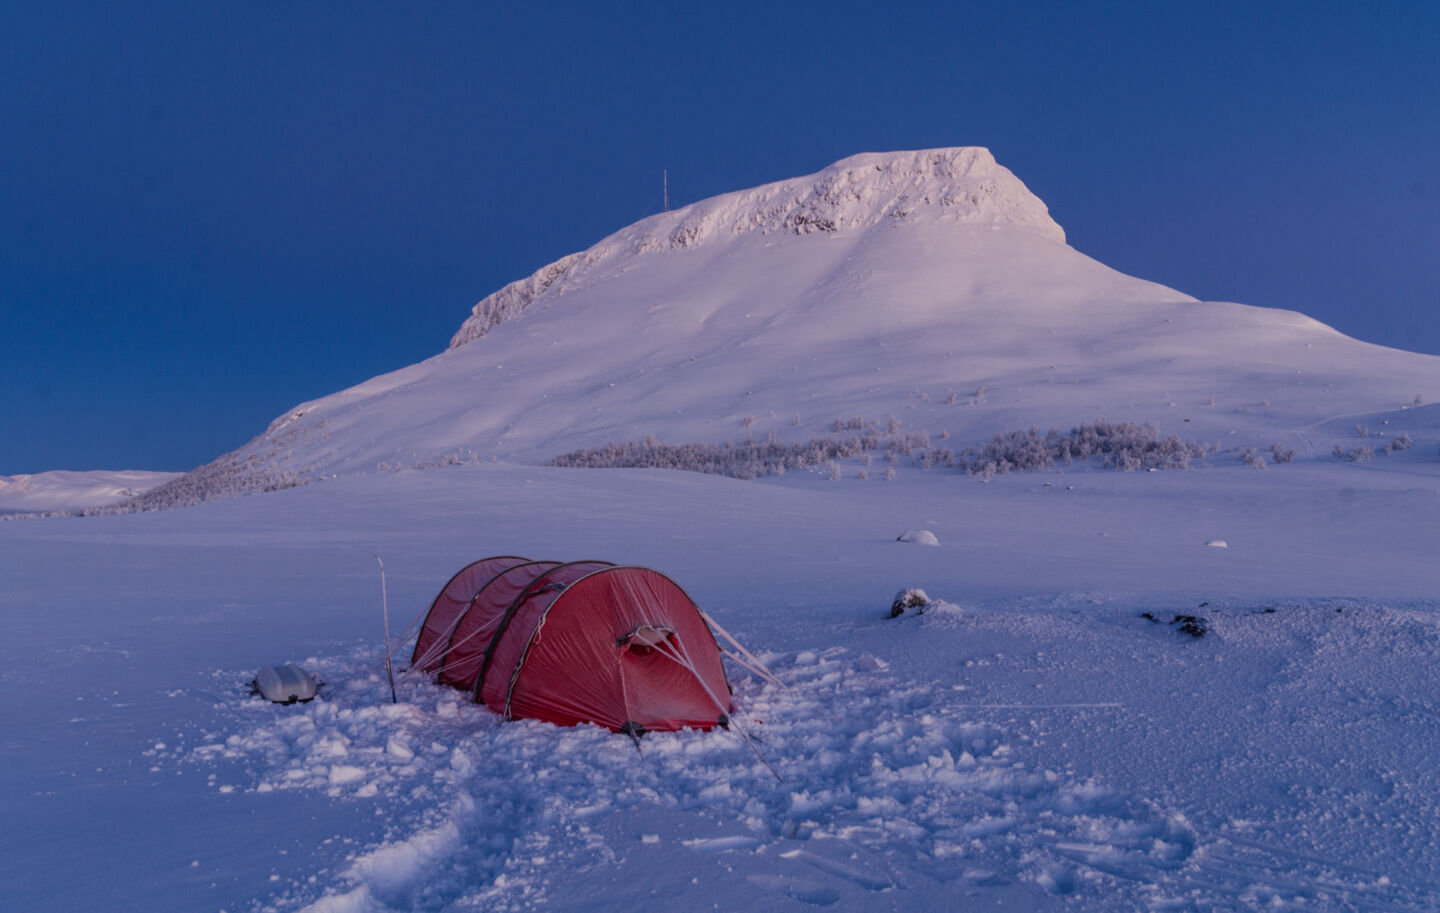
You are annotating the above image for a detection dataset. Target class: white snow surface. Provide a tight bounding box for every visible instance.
[4,455,1440,912]
[0,468,182,512]
[190,147,1438,491]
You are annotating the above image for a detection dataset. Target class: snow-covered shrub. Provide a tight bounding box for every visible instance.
[956,421,1211,477]
[1388,433,1413,452]
[1241,448,1267,469]
[1113,453,1143,472]
[828,461,843,481]
[552,436,870,479]
[86,457,312,514]
[1347,445,1375,463]
[1270,443,1296,464]
[918,447,955,469]
[1332,444,1346,459]
[416,450,480,470]
[76,419,328,514]
[554,418,1209,483]
[886,431,930,456]
[1355,425,1370,439]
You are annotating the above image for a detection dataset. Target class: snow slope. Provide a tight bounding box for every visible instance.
[157,148,1438,499]
[0,468,182,513]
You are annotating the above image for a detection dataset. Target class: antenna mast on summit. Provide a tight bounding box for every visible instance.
[663,169,669,212]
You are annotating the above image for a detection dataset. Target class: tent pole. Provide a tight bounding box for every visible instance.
[373,552,398,703]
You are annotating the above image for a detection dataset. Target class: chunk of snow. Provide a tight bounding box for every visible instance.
[1204,539,1229,549]
[327,765,365,785]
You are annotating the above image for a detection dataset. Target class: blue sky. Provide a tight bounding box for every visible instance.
[3,2,1437,473]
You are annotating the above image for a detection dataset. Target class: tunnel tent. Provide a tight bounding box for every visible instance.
[412,557,732,734]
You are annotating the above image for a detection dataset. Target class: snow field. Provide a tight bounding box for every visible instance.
[160,639,1202,911]
[4,459,1439,912]
[141,593,1440,912]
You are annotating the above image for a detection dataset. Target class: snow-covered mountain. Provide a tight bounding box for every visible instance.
[0,469,181,513]
[143,148,1438,505]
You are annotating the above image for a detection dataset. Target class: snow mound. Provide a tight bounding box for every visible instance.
[450,147,1063,347]
[897,529,940,546]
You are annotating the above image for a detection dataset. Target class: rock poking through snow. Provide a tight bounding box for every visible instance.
[891,588,931,617]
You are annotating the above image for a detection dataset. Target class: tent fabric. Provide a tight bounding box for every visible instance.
[411,555,530,673]
[413,557,732,733]
[475,560,616,709]
[439,560,564,689]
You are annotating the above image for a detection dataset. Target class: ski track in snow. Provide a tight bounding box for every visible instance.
[152,615,1440,913]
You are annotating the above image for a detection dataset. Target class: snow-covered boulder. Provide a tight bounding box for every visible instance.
[897,529,940,546]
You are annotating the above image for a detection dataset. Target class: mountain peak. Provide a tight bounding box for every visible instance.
[649,146,1065,248]
[450,147,1064,348]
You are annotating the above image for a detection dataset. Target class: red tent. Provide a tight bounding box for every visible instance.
[412,557,731,734]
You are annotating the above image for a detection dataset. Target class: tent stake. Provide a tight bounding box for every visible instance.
[373,552,398,704]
